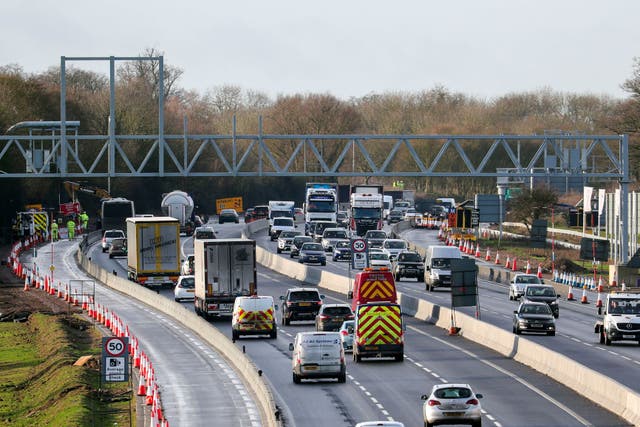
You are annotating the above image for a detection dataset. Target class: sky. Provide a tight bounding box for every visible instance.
[2,0,639,101]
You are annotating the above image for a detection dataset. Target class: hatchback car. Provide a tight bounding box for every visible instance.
[321,228,349,252]
[369,251,392,269]
[218,208,239,224]
[421,383,483,427]
[102,229,125,253]
[174,275,195,301]
[522,285,560,318]
[364,229,388,249]
[332,240,352,262]
[181,255,195,275]
[108,237,127,258]
[315,304,354,331]
[280,287,324,325]
[277,230,302,253]
[290,235,314,258]
[339,320,355,352]
[298,242,327,266]
[513,301,556,335]
[336,211,349,228]
[508,273,543,301]
[193,226,216,240]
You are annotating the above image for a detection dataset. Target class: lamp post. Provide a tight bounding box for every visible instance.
[497,185,506,250]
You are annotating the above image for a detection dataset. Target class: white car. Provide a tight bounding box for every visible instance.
[320,227,349,252]
[174,275,195,301]
[101,229,125,253]
[403,208,421,221]
[421,383,483,427]
[509,273,543,301]
[368,251,392,269]
[381,239,408,261]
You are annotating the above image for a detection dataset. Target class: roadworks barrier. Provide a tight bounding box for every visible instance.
[245,220,640,426]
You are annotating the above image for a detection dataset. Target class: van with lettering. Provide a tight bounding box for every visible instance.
[289,331,346,383]
[349,268,397,312]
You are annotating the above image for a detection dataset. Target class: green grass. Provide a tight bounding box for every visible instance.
[0,314,132,427]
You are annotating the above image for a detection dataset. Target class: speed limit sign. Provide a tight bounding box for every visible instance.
[103,337,127,357]
[351,238,367,253]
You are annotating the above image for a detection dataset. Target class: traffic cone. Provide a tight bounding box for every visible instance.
[512,258,517,272]
[23,274,30,291]
[596,291,603,308]
[525,261,531,274]
[485,248,491,261]
[475,244,481,258]
[137,373,147,396]
[505,256,511,269]
[621,281,627,292]
[73,290,79,306]
[495,251,501,265]
[580,285,589,304]
[82,295,88,311]
[612,273,618,288]
[566,284,575,301]
[146,379,155,405]
[537,264,543,279]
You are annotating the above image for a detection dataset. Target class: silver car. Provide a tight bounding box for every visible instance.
[421,383,483,427]
[508,273,543,301]
[338,320,354,352]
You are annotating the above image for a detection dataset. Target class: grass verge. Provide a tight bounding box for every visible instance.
[0,314,132,427]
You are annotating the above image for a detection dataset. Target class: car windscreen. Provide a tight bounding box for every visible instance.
[335,241,350,248]
[432,258,451,268]
[370,253,388,260]
[385,241,406,249]
[367,231,387,238]
[105,231,124,238]
[274,218,293,226]
[399,253,421,262]
[302,244,323,251]
[526,286,554,297]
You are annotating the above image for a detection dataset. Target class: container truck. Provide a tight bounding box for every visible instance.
[126,216,181,288]
[194,238,257,318]
[350,192,383,236]
[160,190,194,235]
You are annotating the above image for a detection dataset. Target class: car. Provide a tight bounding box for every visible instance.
[336,211,349,228]
[315,304,354,331]
[252,205,269,220]
[101,229,125,253]
[277,230,302,253]
[298,242,327,266]
[364,229,388,249]
[311,221,338,243]
[421,383,483,427]
[339,320,355,352]
[369,251,392,269]
[508,273,543,301]
[290,235,314,258]
[321,227,349,252]
[174,275,195,301]
[392,250,425,282]
[181,255,195,275]
[218,208,239,224]
[513,301,556,335]
[280,287,324,325]
[381,239,408,261]
[270,217,296,241]
[231,295,277,340]
[403,208,420,221]
[244,208,255,223]
[193,226,216,240]
[387,209,404,224]
[289,331,346,384]
[332,240,352,261]
[108,237,127,258]
[522,284,560,318]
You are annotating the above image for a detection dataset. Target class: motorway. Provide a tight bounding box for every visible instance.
[83,220,627,426]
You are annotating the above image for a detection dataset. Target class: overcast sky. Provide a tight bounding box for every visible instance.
[2,0,638,101]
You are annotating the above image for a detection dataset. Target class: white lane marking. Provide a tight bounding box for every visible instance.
[408,325,592,426]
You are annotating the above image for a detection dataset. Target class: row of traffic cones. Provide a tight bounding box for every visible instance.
[10,238,169,427]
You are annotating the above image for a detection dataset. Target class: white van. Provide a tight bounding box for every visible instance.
[424,245,462,291]
[289,332,346,383]
[231,296,277,340]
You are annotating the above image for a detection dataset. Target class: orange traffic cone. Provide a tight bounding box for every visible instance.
[537,264,543,279]
[505,256,511,269]
[596,291,603,308]
[597,276,604,293]
[485,248,491,261]
[137,373,147,396]
[525,261,531,274]
[512,258,517,272]
[580,286,589,304]
[495,251,501,265]
[475,244,481,258]
[23,275,30,291]
[567,285,575,301]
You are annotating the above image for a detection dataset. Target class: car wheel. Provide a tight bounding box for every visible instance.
[394,354,403,362]
[354,352,361,363]
[290,253,294,258]
[426,421,434,427]
[284,316,291,326]
[174,297,180,302]
[102,247,106,253]
[109,253,113,259]
[321,261,326,266]
[472,421,482,427]
[332,256,337,261]
[599,330,605,344]
[509,292,513,301]
[232,330,239,341]
[277,248,282,253]
[270,328,277,339]
[605,333,612,346]
[292,372,300,384]
[337,373,346,383]
[554,314,559,319]
[547,331,555,336]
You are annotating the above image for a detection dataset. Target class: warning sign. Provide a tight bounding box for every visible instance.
[216,197,243,214]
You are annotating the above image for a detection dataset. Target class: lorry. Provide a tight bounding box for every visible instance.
[160,190,195,235]
[594,291,640,345]
[194,238,257,318]
[353,302,404,363]
[350,184,384,195]
[304,183,338,225]
[350,192,383,236]
[126,216,181,288]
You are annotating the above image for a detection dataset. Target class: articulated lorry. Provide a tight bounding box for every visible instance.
[126,216,181,287]
[194,238,257,318]
[304,183,338,224]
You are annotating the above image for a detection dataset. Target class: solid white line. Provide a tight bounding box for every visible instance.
[408,325,592,426]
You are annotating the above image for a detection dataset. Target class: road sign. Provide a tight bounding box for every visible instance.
[351,238,367,253]
[104,337,127,357]
[101,337,129,382]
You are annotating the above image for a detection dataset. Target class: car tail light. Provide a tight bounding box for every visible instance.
[346,314,354,319]
[340,330,348,336]
[466,398,479,405]
[102,237,106,243]
[286,301,293,306]
[428,399,441,406]
[316,300,322,305]
[350,218,355,230]
[319,315,330,320]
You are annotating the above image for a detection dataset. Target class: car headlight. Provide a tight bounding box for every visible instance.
[550,301,558,306]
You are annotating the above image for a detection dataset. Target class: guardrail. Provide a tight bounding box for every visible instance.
[246,220,640,426]
[76,231,282,427]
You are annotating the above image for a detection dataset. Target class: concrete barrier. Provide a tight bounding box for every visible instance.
[76,248,282,427]
[246,221,640,426]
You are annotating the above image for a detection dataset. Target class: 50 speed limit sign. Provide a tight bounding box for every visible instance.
[351,238,367,253]
[103,337,127,357]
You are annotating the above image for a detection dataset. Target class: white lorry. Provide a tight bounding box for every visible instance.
[160,190,194,235]
[126,216,181,288]
[268,200,295,234]
[350,192,383,236]
[595,291,640,345]
[304,183,338,224]
[194,238,257,318]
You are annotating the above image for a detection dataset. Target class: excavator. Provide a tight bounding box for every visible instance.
[63,181,111,202]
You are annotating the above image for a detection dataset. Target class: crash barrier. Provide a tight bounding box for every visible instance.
[246,220,640,426]
[76,246,282,427]
[10,238,170,427]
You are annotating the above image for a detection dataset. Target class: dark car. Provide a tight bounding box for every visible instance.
[280,287,324,325]
[332,240,352,261]
[364,229,387,249]
[392,250,425,282]
[252,205,269,220]
[513,301,556,335]
[244,208,255,223]
[290,235,314,258]
[522,285,560,318]
[315,304,354,331]
[298,242,327,266]
[219,208,239,224]
[387,209,404,224]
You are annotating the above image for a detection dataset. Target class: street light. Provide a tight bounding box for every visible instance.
[497,185,506,250]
